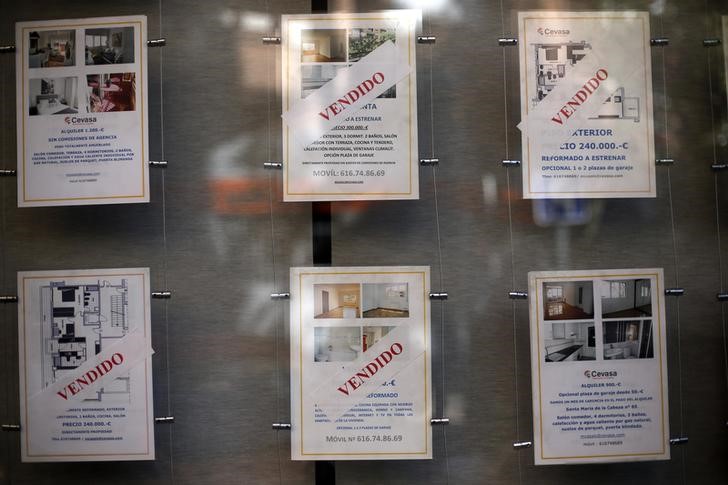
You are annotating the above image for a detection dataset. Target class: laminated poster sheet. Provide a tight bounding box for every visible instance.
[528,269,669,465]
[281,10,420,201]
[518,11,656,199]
[290,266,432,460]
[18,268,154,462]
[16,16,149,207]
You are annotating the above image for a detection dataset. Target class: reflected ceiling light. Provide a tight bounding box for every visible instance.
[240,11,272,32]
[394,0,449,13]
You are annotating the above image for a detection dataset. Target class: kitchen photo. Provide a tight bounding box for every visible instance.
[601,278,652,318]
[86,73,136,112]
[313,326,361,363]
[603,320,654,359]
[84,27,135,65]
[28,77,78,116]
[313,283,360,319]
[28,29,75,68]
[542,280,594,320]
[362,283,409,318]
[543,321,596,362]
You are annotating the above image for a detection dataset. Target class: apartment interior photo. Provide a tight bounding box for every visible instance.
[543,281,594,320]
[601,278,652,318]
[28,77,78,116]
[314,326,361,362]
[544,321,596,362]
[362,283,409,318]
[85,27,135,65]
[603,320,654,359]
[28,30,75,68]
[300,29,346,62]
[87,73,136,112]
[313,284,360,319]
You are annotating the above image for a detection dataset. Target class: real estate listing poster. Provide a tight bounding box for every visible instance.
[16,16,149,207]
[18,268,154,462]
[528,269,669,465]
[290,266,432,460]
[281,10,420,201]
[518,11,656,199]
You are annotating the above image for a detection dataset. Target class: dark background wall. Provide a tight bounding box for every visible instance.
[1,0,727,483]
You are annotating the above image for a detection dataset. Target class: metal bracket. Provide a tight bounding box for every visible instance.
[147,38,166,47]
[417,35,436,44]
[513,441,532,449]
[0,169,17,177]
[1,424,20,431]
[270,292,290,300]
[262,36,281,45]
[152,291,172,299]
[509,291,528,300]
[670,437,688,445]
[264,162,283,170]
[0,295,18,303]
[656,158,674,166]
[420,158,439,166]
[717,293,728,302]
[429,292,448,300]
[155,416,175,423]
[502,160,521,167]
[703,38,721,47]
[650,38,669,47]
[272,423,291,430]
[498,38,518,46]
[149,160,168,168]
[712,163,727,171]
[430,418,449,425]
[665,288,684,296]
[0,45,15,54]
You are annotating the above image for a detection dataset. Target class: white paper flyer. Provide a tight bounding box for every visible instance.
[16,16,149,207]
[528,269,669,465]
[518,11,656,198]
[290,266,432,460]
[281,10,420,201]
[18,268,154,462]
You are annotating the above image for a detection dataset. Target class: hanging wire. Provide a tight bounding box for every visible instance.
[499,1,523,483]
[263,1,284,482]
[422,11,450,485]
[657,10,687,485]
[156,1,175,482]
[1,25,10,482]
[704,0,728,426]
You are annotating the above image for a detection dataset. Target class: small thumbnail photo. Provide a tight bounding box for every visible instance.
[601,279,652,318]
[362,283,409,318]
[603,320,654,359]
[87,73,136,112]
[29,77,78,116]
[301,29,347,62]
[313,283,360,319]
[314,326,361,362]
[85,27,135,65]
[28,30,75,68]
[543,281,594,320]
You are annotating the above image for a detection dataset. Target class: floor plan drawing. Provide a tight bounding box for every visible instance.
[40,278,131,402]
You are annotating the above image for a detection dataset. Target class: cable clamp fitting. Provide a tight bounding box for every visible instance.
[669,437,688,445]
[417,35,436,44]
[1,424,20,431]
[420,158,439,166]
[0,169,17,177]
[152,291,172,299]
[272,423,291,430]
[0,45,16,54]
[147,38,166,47]
[655,158,674,166]
[509,291,528,300]
[429,292,448,300]
[513,441,532,449]
[716,293,728,302]
[155,416,175,423]
[0,295,18,303]
[271,292,290,300]
[264,162,283,170]
[650,38,669,46]
[703,38,721,47]
[664,288,684,296]
[498,38,518,46]
[262,36,281,45]
[149,160,168,168]
[502,160,521,167]
[711,163,727,171]
[430,418,449,425]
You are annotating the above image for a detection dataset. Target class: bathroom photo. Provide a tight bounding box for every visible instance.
[28,29,75,68]
[601,278,652,318]
[85,27,135,65]
[313,283,360,319]
[362,283,409,318]
[543,321,596,362]
[542,280,594,320]
[300,29,347,62]
[603,320,654,359]
[313,326,361,363]
[28,77,78,116]
[362,326,395,352]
